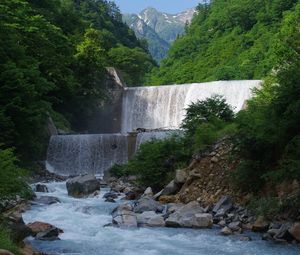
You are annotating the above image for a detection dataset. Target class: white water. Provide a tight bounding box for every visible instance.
[46,134,128,176]
[23,182,300,255]
[121,80,261,133]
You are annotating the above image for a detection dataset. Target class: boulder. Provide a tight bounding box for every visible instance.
[134,197,164,214]
[220,226,233,236]
[136,211,165,227]
[161,180,180,196]
[27,221,63,240]
[228,221,242,232]
[165,201,212,228]
[174,169,187,184]
[143,187,153,197]
[66,175,100,198]
[124,191,138,200]
[105,198,116,203]
[112,203,137,228]
[252,216,269,232]
[34,184,48,193]
[289,222,300,241]
[33,196,60,205]
[0,250,14,255]
[212,196,233,216]
[274,223,294,242]
[35,227,62,241]
[103,192,118,200]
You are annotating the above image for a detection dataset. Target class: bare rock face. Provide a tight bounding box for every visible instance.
[289,222,300,241]
[66,175,100,198]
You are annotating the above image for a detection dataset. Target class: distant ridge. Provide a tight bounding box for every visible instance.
[123,7,196,62]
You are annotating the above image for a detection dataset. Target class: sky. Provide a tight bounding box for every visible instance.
[111,0,202,14]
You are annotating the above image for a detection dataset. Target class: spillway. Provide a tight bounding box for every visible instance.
[46,134,128,176]
[121,80,260,132]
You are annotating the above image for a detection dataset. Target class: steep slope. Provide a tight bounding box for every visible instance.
[124,7,196,62]
[149,0,298,84]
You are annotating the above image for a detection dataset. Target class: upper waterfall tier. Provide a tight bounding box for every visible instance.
[121,80,261,133]
[46,134,128,176]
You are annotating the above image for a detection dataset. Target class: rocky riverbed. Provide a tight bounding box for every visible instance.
[9,177,298,255]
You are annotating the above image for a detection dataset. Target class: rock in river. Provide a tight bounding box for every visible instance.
[66,174,100,198]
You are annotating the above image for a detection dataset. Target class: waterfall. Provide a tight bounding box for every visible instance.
[46,134,128,176]
[121,80,261,132]
[46,80,261,176]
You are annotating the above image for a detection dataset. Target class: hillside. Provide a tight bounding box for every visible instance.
[124,7,196,62]
[149,0,298,84]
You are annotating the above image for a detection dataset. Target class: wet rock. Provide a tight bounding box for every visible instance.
[103,192,118,200]
[212,196,233,216]
[153,190,163,200]
[134,197,164,214]
[161,180,180,196]
[66,175,100,198]
[174,169,187,184]
[34,184,48,193]
[137,211,165,227]
[35,227,61,241]
[33,196,60,205]
[112,203,137,228]
[105,198,116,203]
[289,222,300,241]
[252,216,269,232]
[0,250,15,255]
[27,221,63,239]
[220,226,233,236]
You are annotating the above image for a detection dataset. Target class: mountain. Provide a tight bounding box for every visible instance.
[123,7,196,62]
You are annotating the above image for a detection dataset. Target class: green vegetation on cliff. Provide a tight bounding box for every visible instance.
[148,0,298,84]
[0,0,154,163]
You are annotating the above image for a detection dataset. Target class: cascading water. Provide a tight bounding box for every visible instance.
[121,80,261,132]
[46,80,261,176]
[46,134,128,176]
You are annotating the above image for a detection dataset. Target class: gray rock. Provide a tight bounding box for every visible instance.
[161,180,180,196]
[112,203,137,228]
[143,187,153,197]
[34,184,49,193]
[33,196,60,205]
[137,211,165,227]
[274,223,294,242]
[35,227,61,241]
[220,226,233,236]
[212,196,233,215]
[103,192,118,200]
[165,201,212,228]
[0,249,15,255]
[66,175,100,198]
[228,221,242,231]
[174,169,187,184]
[134,197,164,213]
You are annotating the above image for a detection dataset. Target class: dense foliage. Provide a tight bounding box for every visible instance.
[148,0,298,84]
[112,96,235,190]
[0,148,31,199]
[0,0,154,161]
[234,1,300,192]
[0,227,20,255]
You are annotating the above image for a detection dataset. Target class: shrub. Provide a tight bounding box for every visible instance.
[0,148,32,199]
[247,196,281,219]
[0,227,19,255]
[111,135,189,191]
[181,95,235,136]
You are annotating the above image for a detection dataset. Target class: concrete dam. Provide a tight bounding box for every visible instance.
[46,70,261,176]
